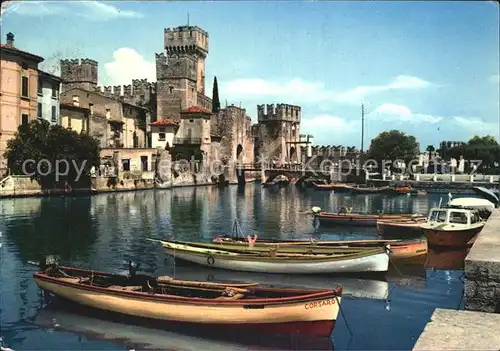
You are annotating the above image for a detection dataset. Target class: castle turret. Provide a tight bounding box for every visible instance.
[60,58,98,92]
[164,25,208,94]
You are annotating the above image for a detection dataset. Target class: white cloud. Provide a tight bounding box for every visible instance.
[301,114,360,145]
[221,75,434,106]
[4,1,143,21]
[453,116,498,134]
[102,48,155,85]
[489,74,500,84]
[369,103,443,124]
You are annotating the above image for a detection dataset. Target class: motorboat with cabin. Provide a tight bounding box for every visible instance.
[420,207,485,247]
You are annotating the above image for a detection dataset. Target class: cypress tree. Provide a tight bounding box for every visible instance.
[212,76,221,113]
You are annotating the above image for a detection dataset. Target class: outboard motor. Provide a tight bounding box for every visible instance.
[128,260,140,279]
[31,255,61,276]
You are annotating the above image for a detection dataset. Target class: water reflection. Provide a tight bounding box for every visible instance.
[425,246,470,270]
[34,300,334,351]
[1,185,466,350]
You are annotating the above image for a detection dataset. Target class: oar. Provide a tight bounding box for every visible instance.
[146,238,166,244]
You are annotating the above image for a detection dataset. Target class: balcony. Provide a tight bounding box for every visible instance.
[173,137,202,145]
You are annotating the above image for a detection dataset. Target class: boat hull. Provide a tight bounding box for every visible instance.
[162,243,389,274]
[422,226,483,247]
[376,221,424,238]
[388,240,428,263]
[316,212,424,227]
[206,239,424,262]
[34,273,341,337]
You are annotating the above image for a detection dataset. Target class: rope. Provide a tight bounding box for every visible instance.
[457,271,466,310]
[334,294,353,338]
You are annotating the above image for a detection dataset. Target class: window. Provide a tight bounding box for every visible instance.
[189,119,194,123]
[21,76,29,97]
[51,106,56,122]
[141,156,148,171]
[159,133,166,141]
[21,114,29,125]
[68,118,72,128]
[37,80,42,95]
[430,210,447,223]
[449,211,468,224]
[122,159,130,171]
[169,86,174,94]
[89,103,94,115]
[37,103,42,118]
[106,108,111,119]
[51,84,57,98]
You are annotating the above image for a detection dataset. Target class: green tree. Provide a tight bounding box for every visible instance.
[212,76,221,113]
[367,130,420,171]
[4,119,100,189]
[449,135,500,173]
[426,145,435,153]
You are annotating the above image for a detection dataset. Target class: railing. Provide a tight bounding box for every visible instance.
[235,163,305,171]
[173,137,202,145]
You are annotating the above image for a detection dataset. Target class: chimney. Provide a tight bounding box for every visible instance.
[6,32,14,46]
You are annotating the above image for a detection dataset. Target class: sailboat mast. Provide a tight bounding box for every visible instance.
[361,104,365,153]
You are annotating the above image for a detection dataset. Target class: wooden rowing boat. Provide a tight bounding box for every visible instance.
[376,218,427,238]
[158,240,389,274]
[33,264,343,337]
[421,207,485,247]
[210,237,427,262]
[312,183,351,192]
[315,211,426,227]
[344,185,392,194]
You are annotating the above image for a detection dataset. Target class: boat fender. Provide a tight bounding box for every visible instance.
[207,255,215,266]
[311,206,322,214]
[384,244,393,254]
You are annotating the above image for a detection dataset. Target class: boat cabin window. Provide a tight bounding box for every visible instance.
[449,211,468,224]
[430,210,448,223]
[471,212,480,224]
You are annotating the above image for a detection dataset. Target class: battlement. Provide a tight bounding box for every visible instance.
[95,79,157,104]
[257,103,301,123]
[60,58,98,89]
[60,58,98,67]
[164,25,208,56]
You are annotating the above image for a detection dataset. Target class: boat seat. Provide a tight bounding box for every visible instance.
[215,293,244,300]
[57,277,81,284]
[157,275,173,282]
[107,285,142,291]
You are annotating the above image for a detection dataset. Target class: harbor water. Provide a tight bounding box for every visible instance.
[0,183,467,350]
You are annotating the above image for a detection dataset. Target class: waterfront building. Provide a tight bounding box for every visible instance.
[0,33,44,175]
[37,71,61,125]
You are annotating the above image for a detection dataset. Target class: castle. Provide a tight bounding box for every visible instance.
[56,25,306,181]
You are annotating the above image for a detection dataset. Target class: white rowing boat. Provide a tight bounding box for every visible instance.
[159,240,389,274]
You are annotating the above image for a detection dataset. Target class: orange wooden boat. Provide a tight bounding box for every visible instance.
[33,264,343,337]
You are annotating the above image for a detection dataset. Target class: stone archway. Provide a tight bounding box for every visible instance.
[236,144,243,161]
[290,146,296,163]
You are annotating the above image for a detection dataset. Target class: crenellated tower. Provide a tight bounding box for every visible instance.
[164,25,208,94]
[60,58,98,92]
[255,103,302,163]
[155,25,210,121]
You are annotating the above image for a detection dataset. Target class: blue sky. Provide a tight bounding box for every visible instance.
[2,1,499,149]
